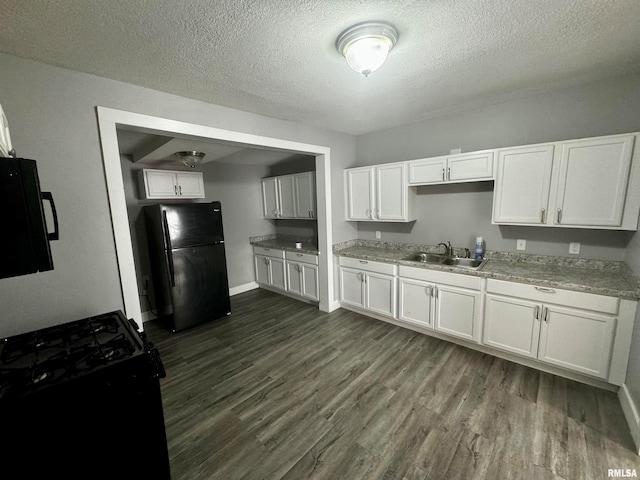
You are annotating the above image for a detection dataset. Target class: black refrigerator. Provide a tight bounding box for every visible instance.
[144,202,231,332]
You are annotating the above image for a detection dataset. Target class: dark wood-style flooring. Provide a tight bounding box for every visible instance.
[144,289,640,479]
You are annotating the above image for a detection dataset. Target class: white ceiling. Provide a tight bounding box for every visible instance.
[1,0,639,136]
[116,128,311,168]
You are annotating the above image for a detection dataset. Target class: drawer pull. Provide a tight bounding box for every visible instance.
[535,287,556,293]
[297,253,304,257]
[359,260,369,264]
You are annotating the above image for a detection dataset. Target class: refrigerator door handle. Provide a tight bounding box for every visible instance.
[162,211,176,287]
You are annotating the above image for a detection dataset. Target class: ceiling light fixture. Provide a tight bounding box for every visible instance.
[336,22,398,77]
[175,150,205,168]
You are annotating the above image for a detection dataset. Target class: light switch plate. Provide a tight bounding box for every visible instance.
[450,148,462,154]
[516,239,526,251]
[569,242,580,254]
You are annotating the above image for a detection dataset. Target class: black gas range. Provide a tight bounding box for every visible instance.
[0,311,171,479]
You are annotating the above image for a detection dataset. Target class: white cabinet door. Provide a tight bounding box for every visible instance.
[554,135,634,227]
[493,145,554,224]
[176,172,205,198]
[0,103,13,157]
[286,261,303,296]
[538,305,616,379]
[346,168,374,220]
[254,255,270,285]
[365,272,397,317]
[294,172,316,218]
[483,295,541,358]
[448,151,494,182]
[376,163,407,221]
[398,278,433,328]
[408,156,447,185]
[339,267,365,308]
[277,175,296,218]
[434,284,480,342]
[269,257,287,291]
[145,170,178,198]
[261,177,279,218]
[301,263,319,301]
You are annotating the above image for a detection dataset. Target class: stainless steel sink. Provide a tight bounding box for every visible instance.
[439,257,487,269]
[403,251,487,269]
[402,252,447,263]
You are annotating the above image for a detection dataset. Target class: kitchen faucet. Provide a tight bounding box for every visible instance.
[437,241,453,256]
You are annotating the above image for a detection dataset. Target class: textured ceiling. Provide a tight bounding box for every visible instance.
[1,0,639,135]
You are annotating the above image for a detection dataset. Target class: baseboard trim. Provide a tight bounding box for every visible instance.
[619,383,640,455]
[230,282,259,296]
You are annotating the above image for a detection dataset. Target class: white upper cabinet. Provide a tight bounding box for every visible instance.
[493,133,640,230]
[261,177,279,218]
[293,172,317,218]
[139,169,205,199]
[261,171,317,220]
[408,151,494,185]
[492,144,555,224]
[554,135,634,227]
[0,104,13,157]
[345,163,414,222]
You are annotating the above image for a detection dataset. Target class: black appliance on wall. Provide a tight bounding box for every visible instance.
[144,202,231,332]
[0,157,59,279]
[0,311,171,479]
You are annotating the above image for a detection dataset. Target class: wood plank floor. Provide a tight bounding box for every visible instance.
[144,289,640,480]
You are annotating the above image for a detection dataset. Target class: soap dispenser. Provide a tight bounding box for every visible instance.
[475,237,484,260]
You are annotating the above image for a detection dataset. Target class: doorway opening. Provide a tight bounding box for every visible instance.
[96,107,334,328]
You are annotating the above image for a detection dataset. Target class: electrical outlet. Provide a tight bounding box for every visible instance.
[516,239,526,251]
[569,242,580,255]
[141,275,149,295]
[375,231,381,239]
[450,148,462,154]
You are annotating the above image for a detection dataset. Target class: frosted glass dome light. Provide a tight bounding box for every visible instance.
[337,22,398,77]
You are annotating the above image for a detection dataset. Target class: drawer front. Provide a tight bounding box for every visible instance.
[398,265,482,290]
[339,256,397,276]
[285,251,318,265]
[253,246,285,258]
[486,279,618,314]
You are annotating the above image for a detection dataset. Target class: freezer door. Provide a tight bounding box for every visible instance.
[163,202,224,248]
[169,243,231,332]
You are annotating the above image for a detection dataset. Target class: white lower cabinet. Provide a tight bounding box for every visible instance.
[483,279,618,379]
[253,247,287,292]
[397,266,482,343]
[338,256,636,386]
[285,251,319,301]
[339,257,397,317]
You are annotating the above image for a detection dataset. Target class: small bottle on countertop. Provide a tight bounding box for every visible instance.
[475,237,484,260]
[295,240,302,249]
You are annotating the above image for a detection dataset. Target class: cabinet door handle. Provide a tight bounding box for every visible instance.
[447,167,451,181]
[426,286,433,297]
[442,168,445,181]
[535,286,556,294]
[541,208,546,223]
[179,185,182,196]
[534,306,540,320]
[556,208,562,224]
[543,307,549,322]
[174,185,178,195]
[433,286,438,298]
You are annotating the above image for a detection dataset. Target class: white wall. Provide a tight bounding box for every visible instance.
[0,53,356,337]
[355,73,640,259]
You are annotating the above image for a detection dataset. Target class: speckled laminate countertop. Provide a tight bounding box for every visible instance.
[333,240,640,300]
[250,234,319,255]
